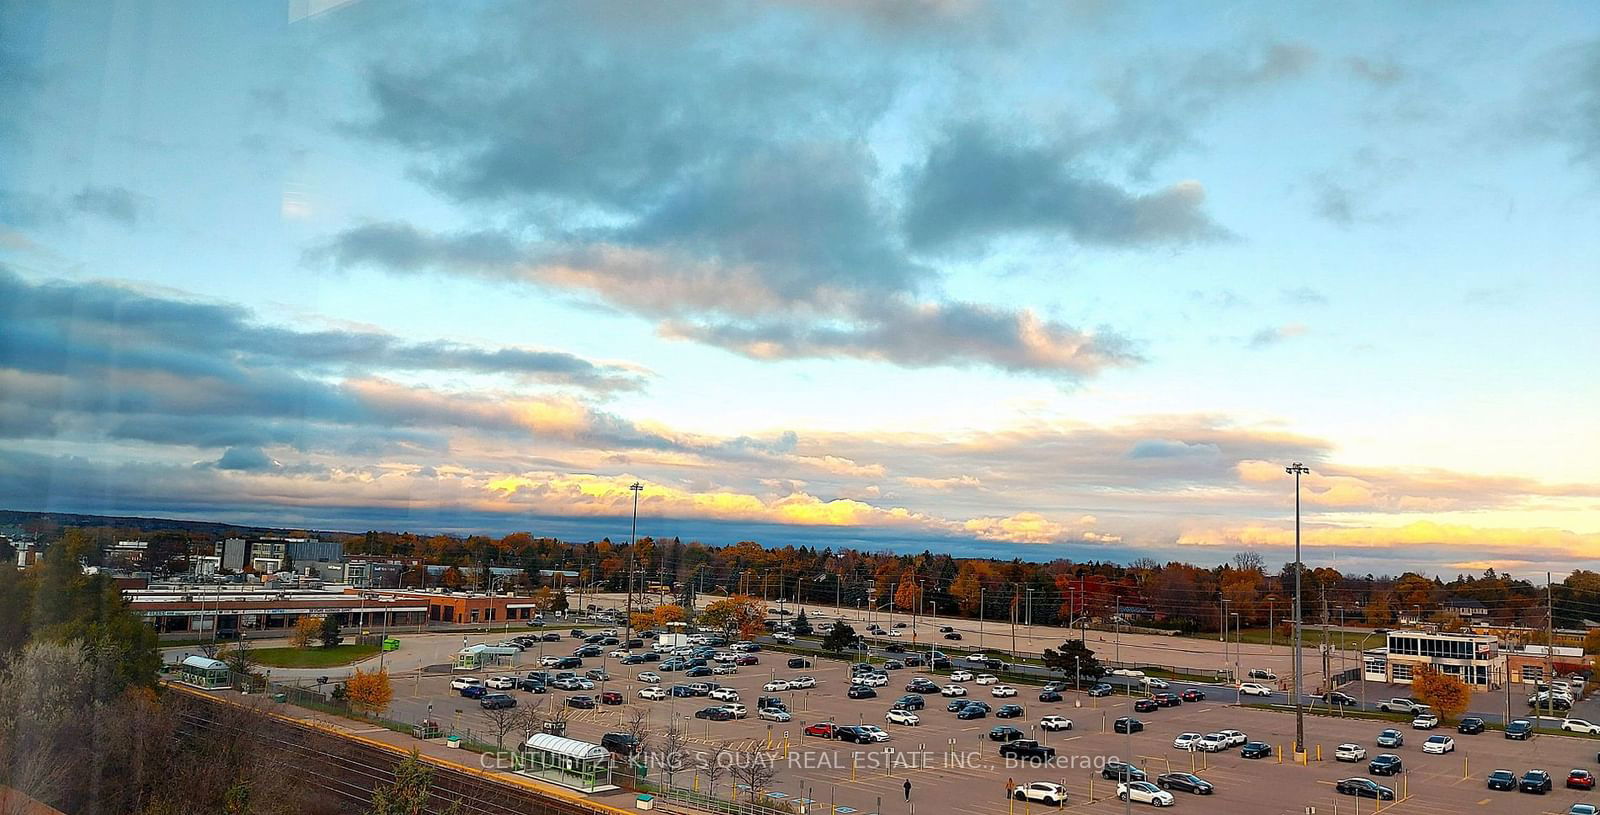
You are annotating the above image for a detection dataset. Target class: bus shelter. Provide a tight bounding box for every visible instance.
[177,655,231,689]
[516,733,614,792]
[455,643,519,670]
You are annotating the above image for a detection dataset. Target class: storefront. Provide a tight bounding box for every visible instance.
[516,733,614,793]
[455,643,519,670]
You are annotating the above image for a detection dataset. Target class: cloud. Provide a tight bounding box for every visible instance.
[1127,439,1221,459]
[1280,287,1327,306]
[1346,56,1405,87]
[901,474,982,490]
[1245,323,1309,349]
[1177,521,1600,563]
[1520,40,1600,175]
[69,185,141,224]
[902,125,1228,251]
[215,445,278,471]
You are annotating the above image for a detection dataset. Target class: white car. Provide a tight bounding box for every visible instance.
[941,684,968,697]
[710,687,740,702]
[1040,715,1073,731]
[712,664,738,675]
[450,677,483,691]
[637,671,662,684]
[1238,682,1273,697]
[1140,677,1170,690]
[1563,718,1600,734]
[764,680,791,692]
[857,673,888,687]
[1172,732,1202,751]
[856,725,891,742]
[1218,729,1248,747]
[759,707,791,722]
[975,674,999,685]
[713,651,737,663]
[886,710,921,726]
[1421,735,1455,754]
[949,670,975,682]
[1011,782,1067,806]
[720,703,748,719]
[884,630,902,637]
[638,686,667,700]
[610,649,631,658]
[1118,781,1174,807]
[1334,743,1367,762]
[772,632,795,644]
[539,655,562,667]
[791,675,817,689]
[1195,733,1228,752]
[991,685,1018,698]
[1111,668,1146,678]
[1411,712,1439,729]
[485,676,517,690]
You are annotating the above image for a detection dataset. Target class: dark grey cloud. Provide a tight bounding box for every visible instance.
[902,125,1227,252]
[215,445,277,472]
[1521,40,1600,174]
[1246,323,1308,349]
[1127,439,1221,459]
[1346,56,1405,87]
[70,185,140,224]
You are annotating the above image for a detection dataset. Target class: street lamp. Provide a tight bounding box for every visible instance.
[1286,461,1310,757]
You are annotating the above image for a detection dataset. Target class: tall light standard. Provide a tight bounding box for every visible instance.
[1286,461,1310,757]
[625,481,643,643]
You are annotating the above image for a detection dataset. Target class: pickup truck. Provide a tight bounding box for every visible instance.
[998,739,1056,760]
[1376,698,1429,714]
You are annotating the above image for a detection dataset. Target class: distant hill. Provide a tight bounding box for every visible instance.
[0,509,356,539]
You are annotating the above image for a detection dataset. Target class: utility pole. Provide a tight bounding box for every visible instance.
[1546,572,1555,720]
[979,587,985,648]
[1219,595,1227,643]
[1321,586,1332,696]
[1287,462,1310,756]
[1025,587,1033,628]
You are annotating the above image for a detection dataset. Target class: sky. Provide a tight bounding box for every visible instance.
[2,0,1598,577]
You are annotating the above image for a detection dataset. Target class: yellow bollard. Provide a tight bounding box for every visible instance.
[1276,746,1283,764]
[1316,744,1321,762]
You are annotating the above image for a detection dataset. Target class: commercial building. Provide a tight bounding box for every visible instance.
[1505,644,1587,685]
[1362,630,1505,688]
[125,586,427,633]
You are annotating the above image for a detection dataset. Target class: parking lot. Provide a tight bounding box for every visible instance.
[382,634,1600,815]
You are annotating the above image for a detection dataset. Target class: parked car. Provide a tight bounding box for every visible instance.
[485,676,517,690]
[1133,698,1158,713]
[479,693,517,710]
[847,685,877,699]
[1458,717,1486,735]
[1376,729,1404,748]
[1247,669,1278,680]
[1336,778,1395,800]
[1377,698,1428,715]
[941,684,968,697]
[998,739,1055,760]
[996,704,1024,719]
[1038,690,1062,702]
[949,670,974,682]
[886,709,921,726]
[804,722,839,739]
[600,733,638,756]
[1521,769,1553,794]
[1422,735,1455,754]
[764,680,791,692]
[567,695,596,709]
[459,685,487,699]
[758,707,791,722]
[893,694,925,711]
[1172,733,1202,751]
[1486,769,1518,791]
[1412,712,1440,729]
[1369,754,1403,775]
[694,707,733,721]
[1155,772,1214,795]
[638,686,666,700]
[787,657,812,669]
[991,685,1018,698]
[450,677,483,692]
[1113,717,1144,734]
[1563,718,1600,734]
[1117,781,1174,807]
[1194,733,1228,752]
[1241,741,1273,759]
[988,725,1025,742]
[1087,683,1114,697]
[1101,761,1146,782]
[1505,719,1534,740]
[1180,689,1206,702]
[1009,782,1066,806]
[1040,715,1072,732]
[1238,682,1273,697]
[1570,770,1598,790]
[1334,743,1367,762]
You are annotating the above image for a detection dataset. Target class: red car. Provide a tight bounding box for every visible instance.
[1180,689,1206,702]
[1567,769,1595,790]
[601,691,624,706]
[735,654,760,666]
[804,722,838,738]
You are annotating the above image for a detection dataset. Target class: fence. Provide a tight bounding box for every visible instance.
[625,775,799,815]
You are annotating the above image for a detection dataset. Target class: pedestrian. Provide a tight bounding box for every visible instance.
[903,779,911,801]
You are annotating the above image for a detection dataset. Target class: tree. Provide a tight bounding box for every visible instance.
[950,564,982,615]
[346,668,393,716]
[791,609,812,636]
[291,616,321,649]
[1042,640,1105,679]
[319,615,342,648]
[893,573,919,611]
[820,622,857,655]
[652,604,687,627]
[217,639,256,683]
[481,703,520,751]
[697,742,732,799]
[1411,665,1470,721]
[728,749,778,802]
[368,751,462,815]
[700,595,766,639]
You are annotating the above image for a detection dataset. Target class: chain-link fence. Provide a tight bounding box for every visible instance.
[626,776,800,815]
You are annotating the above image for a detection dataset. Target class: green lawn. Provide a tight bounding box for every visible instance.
[251,644,381,668]
[1174,627,1378,651]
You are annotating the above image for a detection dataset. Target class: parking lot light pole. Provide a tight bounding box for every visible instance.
[1287,461,1310,756]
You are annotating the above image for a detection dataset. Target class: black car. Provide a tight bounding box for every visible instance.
[1179,688,1206,702]
[554,656,583,669]
[601,732,638,756]
[1505,719,1534,740]
[574,645,603,658]
[685,666,713,677]
[906,679,939,693]
[1113,717,1143,734]
[944,632,963,640]
[757,696,786,712]
[1325,691,1358,707]
[569,629,584,638]
[947,699,971,712]
[1486,769,1517,791]
[1335,778,1394,800]
[641,651,661,662]
[1133,698,1158,713]
[1155,773,1214,795]
[884,643,906,654]
[585,668,610,681]
[1039,690,1063,703]
[998,739,1054,760]
[956,705,987,720]
[939,625,954,633]
[671,685,695,697]
[1153,692,1181,707]
[694,707,733,721]
[894,622,907,628]
[517,678,548,693]
[1368,754,1403,776]
[542,632,562,642]
[1520,770,1552,794]
[904,655,925,667]
[894,694,925,711]
[1087,683,1114,697]
[787,657,812,669]
[1101,761,1145,782]
[479,693,517,710]
[883,660,905,671]
[584,634,605,644]
[1457,717,1485,735]
[1241,741,1273,759]
[620,655,646,665]
[567,695,597,709]
[626,638,645,649]
[929,657,951,669]
[996,704,1024,719]
[847,685,877,699]
[988,725,1024,741]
